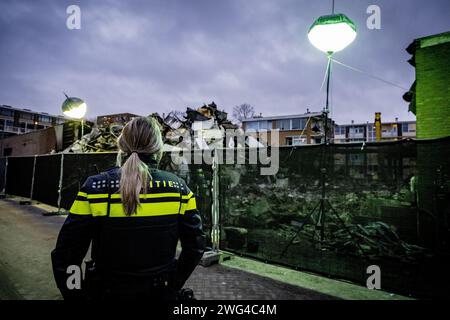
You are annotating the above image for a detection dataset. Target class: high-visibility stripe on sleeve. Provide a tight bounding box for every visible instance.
[180,196,197,215]
[181,191,194,200]
[69,192,91,215]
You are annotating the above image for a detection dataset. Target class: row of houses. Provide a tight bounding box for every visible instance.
[242,112,416,146]
[0,102,417,157]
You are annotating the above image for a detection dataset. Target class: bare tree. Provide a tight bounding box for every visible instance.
[232,104,255,122]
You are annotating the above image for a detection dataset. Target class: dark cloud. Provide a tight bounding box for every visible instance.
[0,0,449,124]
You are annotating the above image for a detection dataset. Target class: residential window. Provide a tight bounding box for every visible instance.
[276,119,290,130]
[402,123,409,133]
[39,115,51,123]
[292,136,306,145]
[20,112,34,120]
[259,120,271,130]
[0,109,14,117]
[335,126,345,135]
[350,127,364,134]
[246,121,259,130]
[285,137,292,146]
[292,118,307,130]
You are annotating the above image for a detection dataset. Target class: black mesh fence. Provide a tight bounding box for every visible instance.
[5,156,34,198]
[219,138,450,298]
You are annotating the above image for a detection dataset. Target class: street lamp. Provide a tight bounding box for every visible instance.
[62,93,87,137]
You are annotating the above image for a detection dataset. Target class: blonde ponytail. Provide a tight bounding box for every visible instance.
[116,117,163,215]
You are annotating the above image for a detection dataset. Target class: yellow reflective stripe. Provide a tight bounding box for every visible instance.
[180,196,197,214]
[181,191,194,200]
[109,202,180,217]
[111,193,181,199]
[87,194,108,199]
[70,200,91,215]
[185,197,197,211]
[90,202,108,217]
[78,192,88,198]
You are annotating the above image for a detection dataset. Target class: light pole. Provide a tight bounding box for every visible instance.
[61,93,87,138]
[280,3,360,256]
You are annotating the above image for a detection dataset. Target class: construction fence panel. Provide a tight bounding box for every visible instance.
[218,138,450,298]
[5,156,34,198]
[32,154,62,207]
[0,157,6,192]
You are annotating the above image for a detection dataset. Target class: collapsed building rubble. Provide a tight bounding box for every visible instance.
[63,102,246,153]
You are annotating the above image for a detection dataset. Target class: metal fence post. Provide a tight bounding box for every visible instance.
[199,148,222,267]
[43,153,65,216]
[211,148,220,251]
[1,157,7,194]
[29,155,37,201]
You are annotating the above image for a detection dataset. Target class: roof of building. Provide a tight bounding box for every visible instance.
[0,104,65,119]
[242,112,323,122]
[335,120,416,127]
[408,31,450,52]
[97,113,142,118]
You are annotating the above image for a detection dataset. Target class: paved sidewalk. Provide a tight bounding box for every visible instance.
[0,197,336,300]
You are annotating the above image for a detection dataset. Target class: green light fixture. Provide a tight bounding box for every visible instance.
[62,93,87,119]
[308,13,357,54]
[62,93,87,138]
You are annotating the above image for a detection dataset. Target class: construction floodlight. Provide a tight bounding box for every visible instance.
[62,94,87,119]
[308,13,357,53]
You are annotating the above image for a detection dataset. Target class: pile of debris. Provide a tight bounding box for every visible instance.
[64,102,243,153]
[64,124,123,153]
[152,101,243,151]
[328,221,431,262]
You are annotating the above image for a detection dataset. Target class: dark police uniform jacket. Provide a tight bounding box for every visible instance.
[51,164,206,300]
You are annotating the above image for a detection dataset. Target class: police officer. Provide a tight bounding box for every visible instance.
[51,117,205,300]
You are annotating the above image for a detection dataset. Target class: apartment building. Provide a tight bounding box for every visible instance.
[0,104,66,139]
[241,111,333,146]
[334,119,416,143]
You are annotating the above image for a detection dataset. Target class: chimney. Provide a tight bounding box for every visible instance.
[351,120,354,124]
[395,117,398,122]
[306,108,310,113]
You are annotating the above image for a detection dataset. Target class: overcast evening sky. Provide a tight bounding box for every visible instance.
[0,0,449,124]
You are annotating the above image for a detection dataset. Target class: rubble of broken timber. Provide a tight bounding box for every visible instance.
[65,102,242,153]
